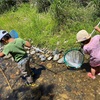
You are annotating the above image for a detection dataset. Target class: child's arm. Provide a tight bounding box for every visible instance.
[24,41,31,48]
[94,26,100,32]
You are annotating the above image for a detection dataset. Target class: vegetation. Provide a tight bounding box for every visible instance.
[0,0,100,51]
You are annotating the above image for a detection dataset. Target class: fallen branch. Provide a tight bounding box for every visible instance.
[0,67,12,90]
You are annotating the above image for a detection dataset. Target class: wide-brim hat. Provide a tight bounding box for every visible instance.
[76,30,91,42]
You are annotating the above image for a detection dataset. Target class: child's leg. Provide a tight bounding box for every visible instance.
[91,67,96,76]
[87,67,96,79]
[18,57,33,84]
[25,58,34,83]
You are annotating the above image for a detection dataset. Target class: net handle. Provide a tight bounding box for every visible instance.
[90,22,100,36]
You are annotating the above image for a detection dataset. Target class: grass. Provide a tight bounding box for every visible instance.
[0,3,100,52]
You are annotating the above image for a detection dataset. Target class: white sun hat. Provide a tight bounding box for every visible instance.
[76,30,91,42]
[0,30,9,40]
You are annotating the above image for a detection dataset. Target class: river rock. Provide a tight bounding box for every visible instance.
[57,57,64,64]
[53,54,60,61]
[47,56,53,61]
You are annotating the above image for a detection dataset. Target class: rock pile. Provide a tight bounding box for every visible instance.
[1,46,65,65]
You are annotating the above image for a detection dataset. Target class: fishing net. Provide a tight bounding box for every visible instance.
[64,49,84,68]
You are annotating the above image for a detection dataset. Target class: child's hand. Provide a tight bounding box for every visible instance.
[94,26,100,31]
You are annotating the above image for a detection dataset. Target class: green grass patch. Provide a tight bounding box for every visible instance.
[0,3,100,52]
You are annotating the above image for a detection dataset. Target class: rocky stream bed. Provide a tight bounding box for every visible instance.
[0,47,100,100]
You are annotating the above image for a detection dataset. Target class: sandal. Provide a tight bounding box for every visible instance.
[97,73,100,75]
[25,82,38,87]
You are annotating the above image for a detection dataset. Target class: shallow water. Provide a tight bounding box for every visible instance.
[0,55,100,100]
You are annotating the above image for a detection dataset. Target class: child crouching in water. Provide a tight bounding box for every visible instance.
[0,30,36,86]
[76,27,100,79]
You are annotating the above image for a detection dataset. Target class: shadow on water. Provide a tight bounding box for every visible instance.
[31,66,46,82]
[35,63,57,74]
[64,62,91,72]
[11,66,46,88]
[1,84,55,100]
[31,56,58,74]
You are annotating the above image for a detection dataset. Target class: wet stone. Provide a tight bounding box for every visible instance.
[46,63,52,69]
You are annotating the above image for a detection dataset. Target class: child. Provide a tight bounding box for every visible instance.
[0,30,35,86]
[76,29,100,79]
